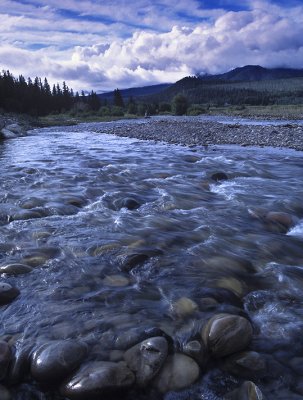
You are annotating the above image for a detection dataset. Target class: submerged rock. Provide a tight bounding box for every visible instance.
[60,361,135,400]
[103,274,130,287]
[221,351,267,378]
[0,341,11,381]
[224,380,264,400]
[30,340,87,383]
[124,336,168,386]
[153,353,200,393]
[170,297,199,318]
[0,283,20,306]
[211,172,228,181]
[202,313,253,358]
[0,264,33,276]
[265,211,297,233]
[0,385,11,400]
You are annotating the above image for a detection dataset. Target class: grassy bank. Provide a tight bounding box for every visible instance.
[37,113,139,127]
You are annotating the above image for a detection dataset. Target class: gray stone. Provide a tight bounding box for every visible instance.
[224,381,264,400]
[153,353,200,393]
[31,340,87,383]
[124,336,168,386]
[0,264,33,276]
[222,351,266,378]
[0,283,20,306]
[202,313,253,358]
[60,361,135,400]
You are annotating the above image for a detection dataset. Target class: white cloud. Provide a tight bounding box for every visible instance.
[1,0,303,91]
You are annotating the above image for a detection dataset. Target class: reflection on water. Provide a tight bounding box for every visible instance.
[1,124,303,399]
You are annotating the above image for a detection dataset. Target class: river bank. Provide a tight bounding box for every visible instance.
[73,116,303,151]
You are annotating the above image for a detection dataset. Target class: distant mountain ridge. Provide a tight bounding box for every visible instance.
[199,65,303,82]
[97,65,303,106]
[98,83,172,102]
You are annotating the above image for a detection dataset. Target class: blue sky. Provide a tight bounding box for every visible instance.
[1,0,303,92]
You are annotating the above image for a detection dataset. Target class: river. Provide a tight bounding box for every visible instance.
[1,121,303,399]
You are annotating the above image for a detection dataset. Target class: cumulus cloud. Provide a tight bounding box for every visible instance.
[1,0,303,91]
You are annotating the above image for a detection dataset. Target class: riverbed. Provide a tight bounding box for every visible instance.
[1,120,303,399]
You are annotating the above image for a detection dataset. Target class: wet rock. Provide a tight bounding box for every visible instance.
[124,336,168,386]
[60,361,135,399]
[153,353,200,393]
[0,264,33,276]
[30,340,87,383]
[0,341,11,380]
[202,313,253,358]
[221,351,266,378]
[8,342,32,384]
[265,211,297,233]
[19,197,45,209]
[103,274,130,287]
[216,277,246,297]
[183,155,200,163]
[0,283,20,306]
[224,380,264,400]
[119,253,150,272]
[170,297,199,318]
[211,172,228,181]
[21,247,60,267]
[194,287,243,308]
[113,195,142,210]
[183,340,208,367]
[0,385,11,400]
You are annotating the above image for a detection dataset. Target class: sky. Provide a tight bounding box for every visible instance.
[1,0,303,93]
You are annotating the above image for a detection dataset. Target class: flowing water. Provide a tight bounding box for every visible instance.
[1,121,303,399]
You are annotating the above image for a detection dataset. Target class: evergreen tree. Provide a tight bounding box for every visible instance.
[113,88,124,108]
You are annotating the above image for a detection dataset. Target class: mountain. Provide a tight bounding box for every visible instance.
[204,65,303,82]
[98,83,172,102]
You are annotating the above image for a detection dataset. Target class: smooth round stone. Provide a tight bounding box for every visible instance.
[124,336,168,386]
[0,341,11,380]
[222,351,266,378]
[153,353,200,393]
[19,197,45,209]
[0,283,20,305]
[21,247,60,267]
[183,155,200,163]
[216,277,246,297]
[11,210,44,221]
[202,313,253,358]
[31,340,87,383]
[60,361,135,400]
[225,380,264,400]
[170,297,199,318]
[204,256,256,274]
[0,264,33,276]
[0,385,11,400]
[183,340,208,367]
[103,274,130,287]
[265,211,297,233]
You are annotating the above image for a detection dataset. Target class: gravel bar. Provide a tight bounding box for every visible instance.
[85,117,303,151]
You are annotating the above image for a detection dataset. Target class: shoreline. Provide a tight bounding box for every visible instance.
[79,116,303,152]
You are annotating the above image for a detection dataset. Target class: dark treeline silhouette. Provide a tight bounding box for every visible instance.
[0,70,101,116]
